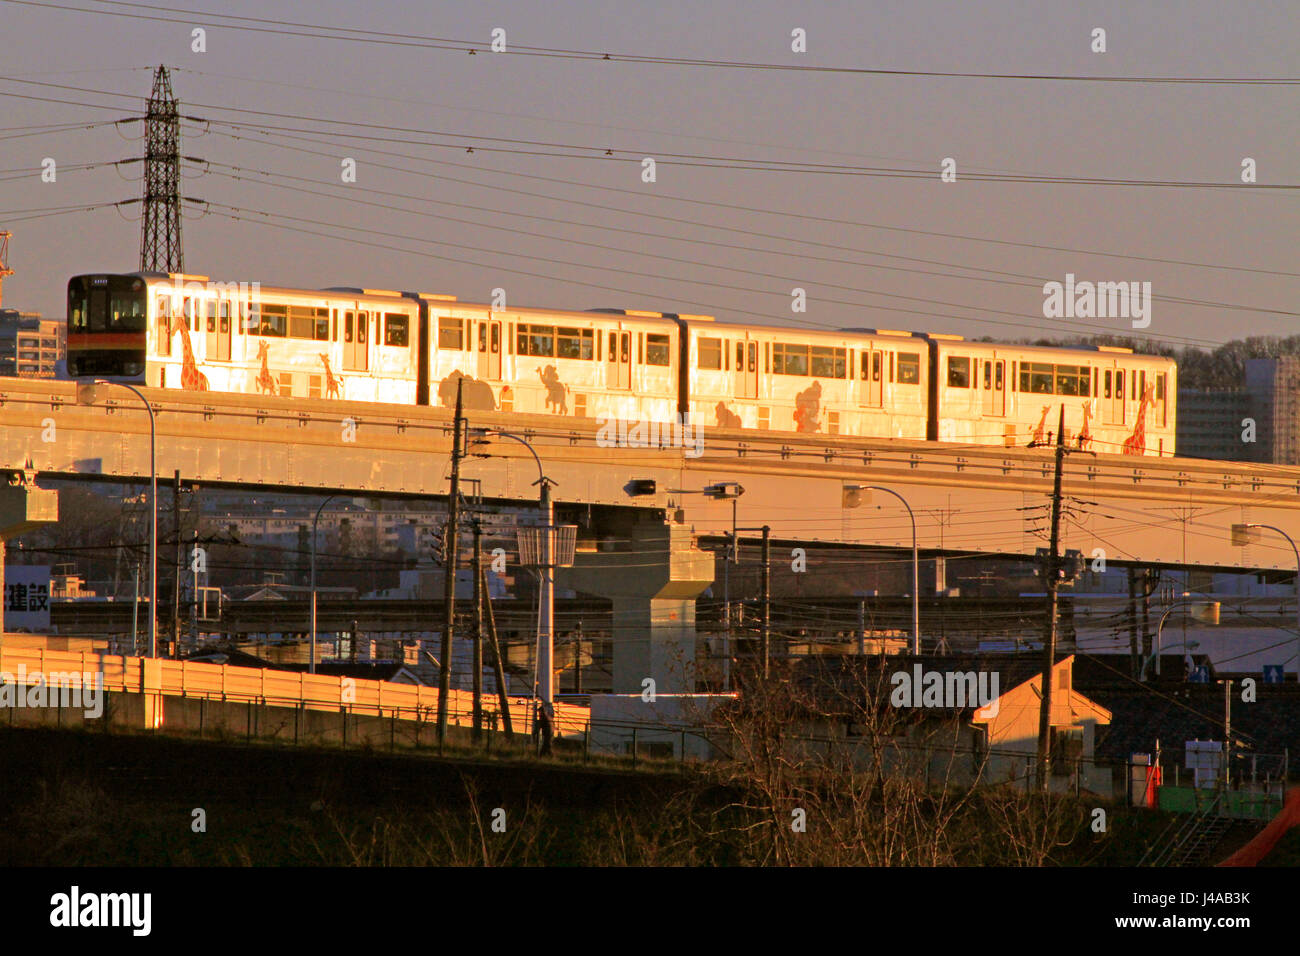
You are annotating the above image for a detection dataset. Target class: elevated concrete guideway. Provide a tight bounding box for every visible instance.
[1,377,1298,572]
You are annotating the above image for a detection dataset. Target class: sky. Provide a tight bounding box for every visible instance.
[0,0,1295,353]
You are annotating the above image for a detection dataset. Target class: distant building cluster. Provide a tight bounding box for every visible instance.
[1178,357,1300,463]
[0,309,65,378]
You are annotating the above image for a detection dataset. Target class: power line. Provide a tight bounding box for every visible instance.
[8,0,1297,84]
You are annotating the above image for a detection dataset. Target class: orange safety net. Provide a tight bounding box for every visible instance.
[1218,788,1300,867]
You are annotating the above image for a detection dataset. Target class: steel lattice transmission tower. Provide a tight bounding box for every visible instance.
[139,65,183,273]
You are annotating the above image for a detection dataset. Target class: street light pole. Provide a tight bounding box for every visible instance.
[310,493,340,675]
[78,379,156,658]
[1234,523,1300,682]
[469,429,553,705]
[862,485,919,654]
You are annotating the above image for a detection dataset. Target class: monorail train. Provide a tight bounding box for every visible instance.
[66,271,1177,456]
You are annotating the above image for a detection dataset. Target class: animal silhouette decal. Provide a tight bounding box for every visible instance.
[171,316,209,391]
[1031,405,1051,445]
[715,402,743,429]
[1077,401,1094,451]
[437,370,496,410]
[1122,384,1157,455]
[793,381,822,433]
[538,365,569,414]
[255,341,277,395]
[319,353,342,399]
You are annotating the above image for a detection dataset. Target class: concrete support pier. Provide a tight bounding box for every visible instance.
[560,516,713,695]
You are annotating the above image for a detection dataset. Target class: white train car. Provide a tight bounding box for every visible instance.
[686,323,929,438]
[68,272,429,404]
[927,336,1177,456]
[426,305,683,423]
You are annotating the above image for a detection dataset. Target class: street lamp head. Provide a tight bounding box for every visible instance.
[703,481,744,500]
[75,378,109,406]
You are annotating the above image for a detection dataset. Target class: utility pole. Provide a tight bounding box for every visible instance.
[0,230,14,308]
[471,518,483,742]
[172,470,182,657]
[139,65,184,274]
[573,620,583,694]
[1036,406,1066,791]
[481,561,513,736]
[1127,568,1139,678]
[761,525,771,679]
[436,380,464,743]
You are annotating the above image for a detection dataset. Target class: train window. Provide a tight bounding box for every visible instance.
[258,303,287,337]
[357,312,368,344]
[811,346,847,378]
[622,333,630,363]
[438,316,463,350]
[983,361,991,390]
[1055,365,1088,396]
[288,306,329,340]
[645,333,671,366]
[1092,368,1098,397]
[204,299,217,333]
[517,323,555,357]
[773,343,809,376]
[870,351,881,382]
[897,352,920,384]
[557,327,595,360]
[736,342,744,371]
[609,332,618,361]
[1156,373,1165,401]
[947,356,971,388]
[1116,370,1125,401]
[385,313,409,347]
[698,337,723,370]
[1138,370,1147,400]
[157,294,171,319]
[889,352,894,382]
[996,363,1004,390]
[183,298,194,323]
[491,324,500,354]
[1019,361,1053,394]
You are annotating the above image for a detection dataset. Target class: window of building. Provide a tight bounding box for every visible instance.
[645,333,671,366]
[697,337,723,369]
[385,313,409,347]
[947,355,971,388]
[897,352,921,385]
[438,316,464,350]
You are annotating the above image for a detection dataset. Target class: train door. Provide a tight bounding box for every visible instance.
[343,310,370,372]
[735,339,758,399]
[477,318,502,379]
[859,348,883,407]
[982,358,1006,416]
[1101,363,1124,425]
[608,330,632,389]
[205,299,231,361]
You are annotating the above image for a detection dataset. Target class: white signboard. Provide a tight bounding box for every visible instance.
[4,565,51,632]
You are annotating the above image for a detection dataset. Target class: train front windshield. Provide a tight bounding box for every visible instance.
[67,274,148,379]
